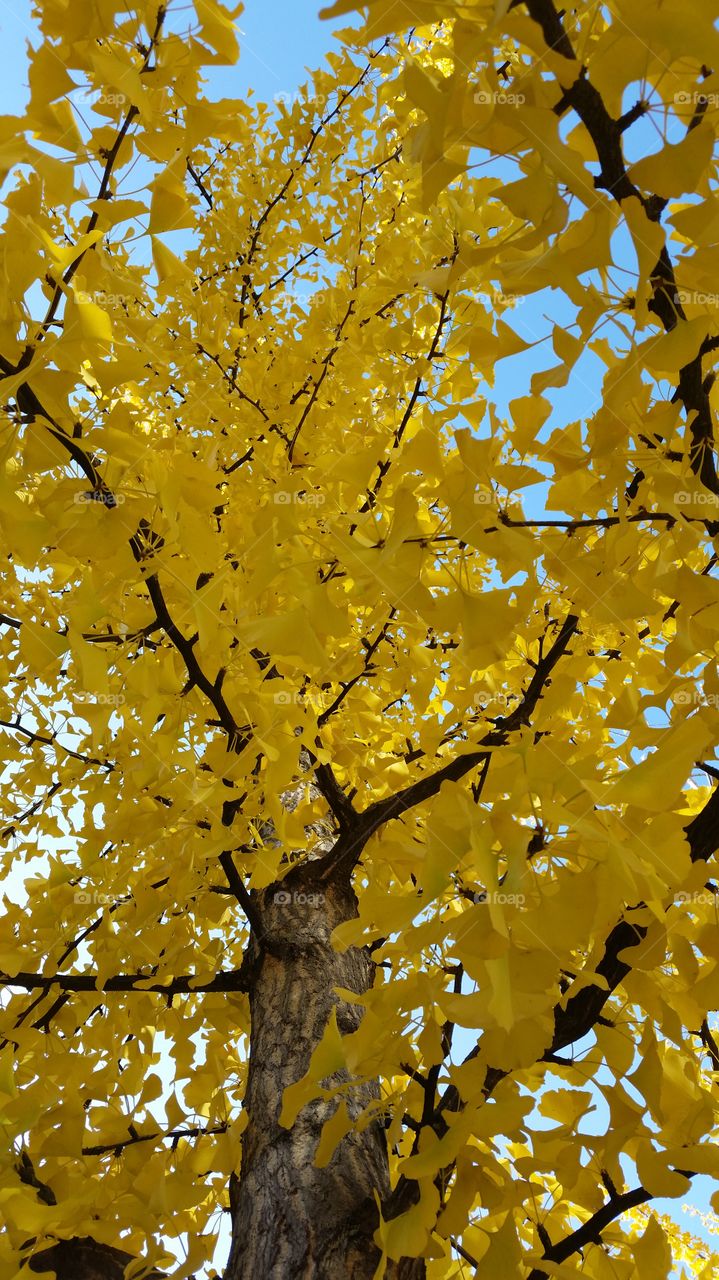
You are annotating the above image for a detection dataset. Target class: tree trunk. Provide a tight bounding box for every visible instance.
[224,866,424,1280]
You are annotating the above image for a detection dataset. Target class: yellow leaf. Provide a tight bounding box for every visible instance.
[629,124,714,199]
[37,227,104,270]
[605,717,713,811]
[399,1110,475,1179]
[623,196,666,325]
[475,1211,523,1278]
[640,316,711,374]
[635,1142,692,1197]
[314,1099,353,1168]
[20,620,67,672]
[149,172,194,234]
[75,297,113,343]
[196,0,243,63]
[0,1189,52,1233]
[374,1181,440,1261]
[152,236,193,284]
[279,1009,346,1128]
[28,41,77,103]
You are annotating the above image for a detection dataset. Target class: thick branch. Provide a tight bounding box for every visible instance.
[27,1237,166,1279]
[219,848,265,935]
[526,1182,659,1280]
[317,613,578,880]
[522,0,719,493]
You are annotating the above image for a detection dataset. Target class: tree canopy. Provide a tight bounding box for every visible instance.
[3,0,719,1276]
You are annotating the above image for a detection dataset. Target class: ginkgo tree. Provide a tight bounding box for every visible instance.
[3,0,719,1275]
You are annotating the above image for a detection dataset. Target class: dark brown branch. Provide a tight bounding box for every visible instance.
[541,773,719,1054]
[17,1151,56,1205]
[0,356,109,493]
[317,608,396,727]
[82,1121,227,1157]
[218,849,264,936]
[265,228,342,293]
[363,612,577,833]
[144,573,250,753]
[311,758,358,831]
[196,343,269,420]
[522,0,719,493]
[700,1017,719,1072]
[317,613,578,881]
[359,274,454,516]
[186,157,213,208]
[1,968,249,995]
[430,766,719,1136]
[240,44,389,272]
[2,779,62,840]
[450,1237,479,1268]
[0,719,113,771]
[287,297,356,461]
[526,1182,659,1279]
[23,6,167,352]
[387,737,719,1225]
[493,511,676,531]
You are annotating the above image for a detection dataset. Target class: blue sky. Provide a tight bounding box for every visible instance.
[0,0,348,111]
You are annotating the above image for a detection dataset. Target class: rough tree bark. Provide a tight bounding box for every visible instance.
[224,863,424,1280]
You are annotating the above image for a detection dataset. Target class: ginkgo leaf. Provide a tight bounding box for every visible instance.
[75,297,113,343]
[20,620,67,671]
[152,236,193,283]
[640,317,711,374]
[314,1098,353,1168]
[196,0,243,62]
[605,717,712,810]
[279,1009,346,1128]
[149,173,194,234]
[374,1181,440,1261]
[628,124,714,199]
[474,1212,523,1278]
